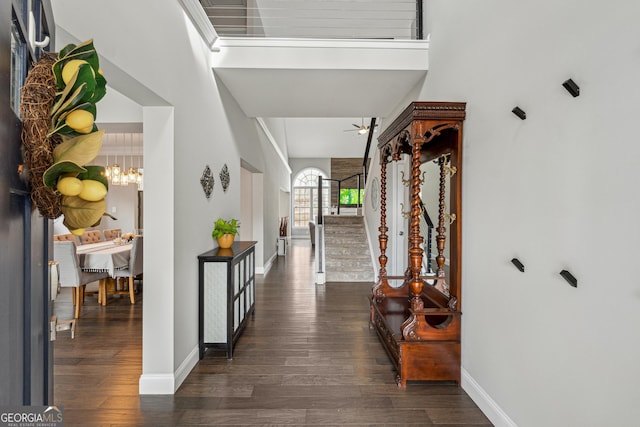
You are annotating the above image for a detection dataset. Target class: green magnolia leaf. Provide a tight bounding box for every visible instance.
[89,72,108,104]
[48,122,72,137]
[57,39,96,62]
[51,64,97,120]
[61,196,106,230]
[77,165,109,190]
[42,161,86,188]
[53,54,96,90]
[76,64,97,103]
[51,81,86,122]
[60,39,97,63]
[54,40,99,88]
[58,43,78,59]
[53,130,104,165]
[50,123,98,138]
[60,50,99,71]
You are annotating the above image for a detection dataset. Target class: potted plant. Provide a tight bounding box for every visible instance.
[212,218,240,249]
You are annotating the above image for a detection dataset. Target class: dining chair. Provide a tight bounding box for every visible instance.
[103,228,122,241]
[54,233,79,244]
[104,236,143,305]
[54,241,109,318]
[79,229,103,244]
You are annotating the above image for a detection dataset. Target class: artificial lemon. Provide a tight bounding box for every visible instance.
[61,59,89,85]
[78,179,107,202]
[70,228,85,236]
[56,176,83,196]
[77,124,94,134]
[65,110,94,132]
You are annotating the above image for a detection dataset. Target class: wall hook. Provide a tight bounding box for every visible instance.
[512,106,526,120]
[559,270,578,288]
[562,78,580,97]
[511,258,525,272]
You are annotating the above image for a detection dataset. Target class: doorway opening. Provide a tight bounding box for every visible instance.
[291,168,330,239]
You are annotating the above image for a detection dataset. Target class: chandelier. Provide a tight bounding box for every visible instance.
[104,133,143,189]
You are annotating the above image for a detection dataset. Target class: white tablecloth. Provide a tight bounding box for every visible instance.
[77,241,132,277]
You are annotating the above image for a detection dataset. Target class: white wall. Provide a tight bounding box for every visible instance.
[240,167,254,241]
[416,1,640,426]
[51,0,291,393]
[289,158,331,179]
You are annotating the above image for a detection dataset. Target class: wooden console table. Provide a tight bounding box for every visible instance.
[198,241,256,359]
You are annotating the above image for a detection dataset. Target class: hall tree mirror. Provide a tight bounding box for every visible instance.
[419,152,453,293]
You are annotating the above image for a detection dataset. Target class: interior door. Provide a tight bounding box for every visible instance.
[0,0,54,405]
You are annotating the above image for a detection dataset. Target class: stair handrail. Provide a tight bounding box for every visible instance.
[362,118,377,183]
[316,175,326,283]
[326,172,363,215]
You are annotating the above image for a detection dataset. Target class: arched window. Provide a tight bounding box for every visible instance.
[292,168,330,228]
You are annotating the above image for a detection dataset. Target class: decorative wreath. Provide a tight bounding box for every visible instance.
[20,39,113,235]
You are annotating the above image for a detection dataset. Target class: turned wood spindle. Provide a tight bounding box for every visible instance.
[373,149,390,298]
[435,156,449,295]
[408,134,424,311]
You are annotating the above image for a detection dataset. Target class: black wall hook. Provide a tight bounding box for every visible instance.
[559,270,578,288]
[562,78,580,97]
[512,106,526,120]
[511,258,525,272]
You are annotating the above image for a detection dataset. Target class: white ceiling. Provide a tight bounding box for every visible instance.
[211,38,428,158]
[214,68,426,118]
[283,117,379,158]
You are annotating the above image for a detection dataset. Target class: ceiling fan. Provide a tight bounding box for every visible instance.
[344,118,378,135]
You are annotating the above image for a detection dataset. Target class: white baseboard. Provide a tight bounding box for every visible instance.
[139,346,200,395]
[174,345,199,391]
[139,374,175,395]
[461,368,518,427]
[259,251,276,276]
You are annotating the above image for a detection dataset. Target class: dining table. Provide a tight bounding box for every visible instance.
[77,240,132,277]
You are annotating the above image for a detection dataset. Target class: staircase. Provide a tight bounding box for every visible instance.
[323,215,375,282]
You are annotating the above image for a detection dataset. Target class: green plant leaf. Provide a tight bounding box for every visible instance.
[89,72,107,104]
[77,165,109,190]
[51,82,87,123]
[42,161,86,188]
[212,217,241,238]
[51,65,97,120]
[58,42,78,59]
[76,65,97,102]
[57,40,96,61]
[53,130,104,165]
[61,196,106,230]
[54,40,99,88]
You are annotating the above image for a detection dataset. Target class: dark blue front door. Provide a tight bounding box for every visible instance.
[0,0,54,405]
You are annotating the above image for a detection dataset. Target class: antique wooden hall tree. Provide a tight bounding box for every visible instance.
[370,101,466,387]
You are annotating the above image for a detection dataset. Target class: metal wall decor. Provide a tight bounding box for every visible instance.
[220,164,230,192]
[200,165,215,199]
[370,177,379,211]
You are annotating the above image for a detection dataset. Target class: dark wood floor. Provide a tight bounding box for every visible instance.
[54,240,492,426]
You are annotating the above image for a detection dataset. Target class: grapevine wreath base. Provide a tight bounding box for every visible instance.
[20,53,62,219]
